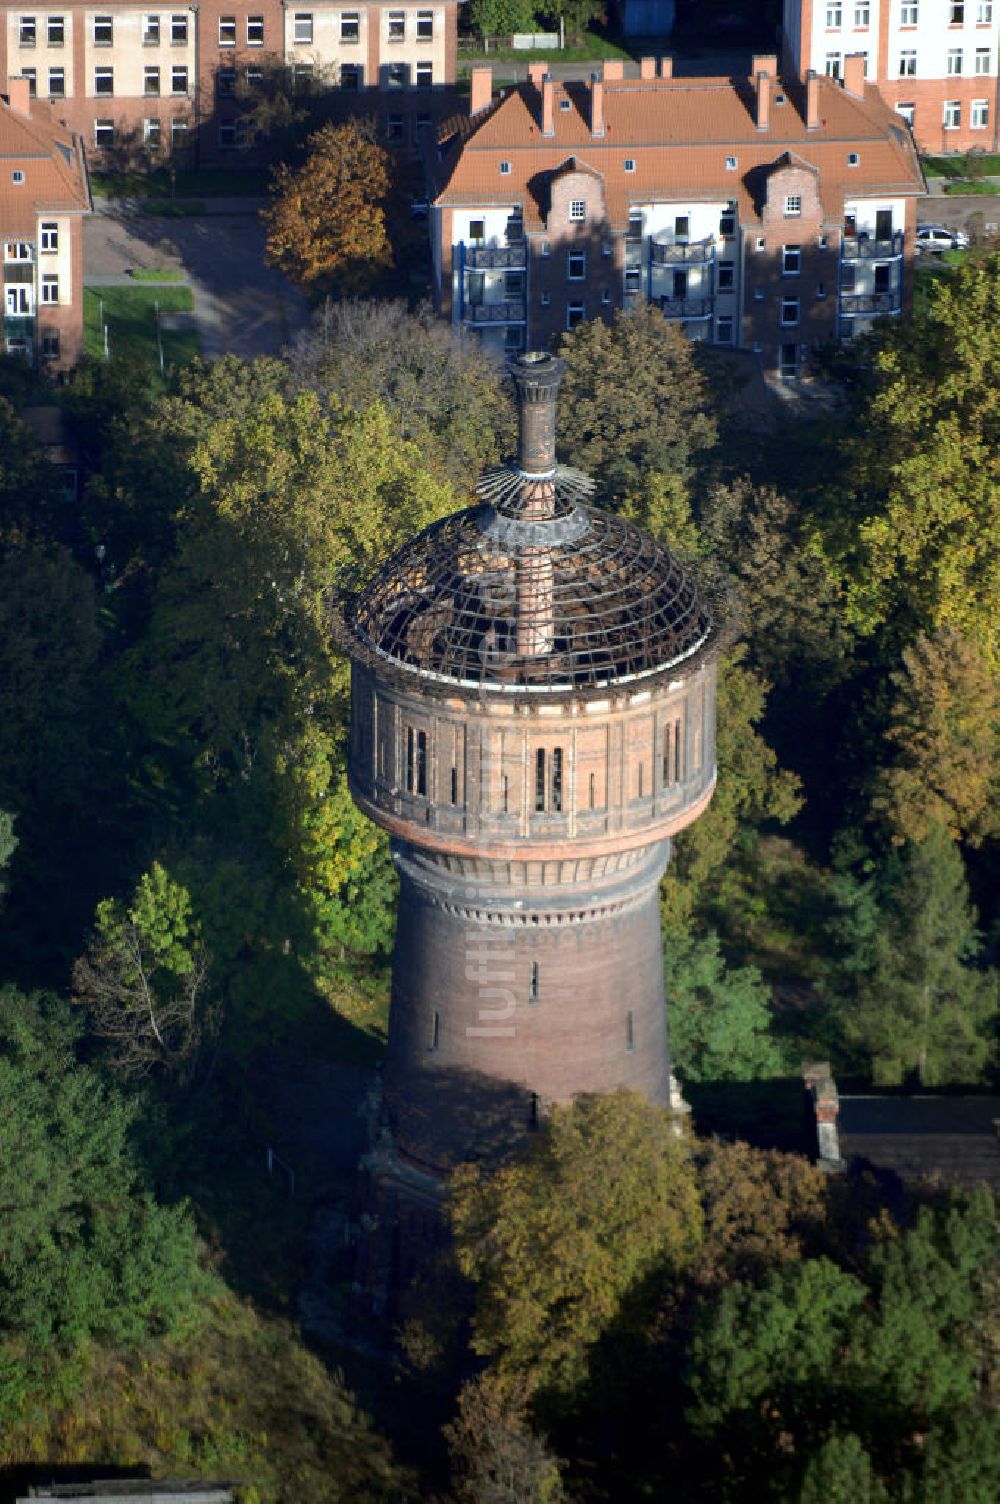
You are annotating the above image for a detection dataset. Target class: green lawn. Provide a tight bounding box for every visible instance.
[90,166,270,199]
[129,267,186,282]
[84,285,197,371]
[922,152,1000,178]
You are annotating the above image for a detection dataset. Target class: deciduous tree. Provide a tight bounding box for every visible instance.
[665,928,788,1083]
[263,119,392,296]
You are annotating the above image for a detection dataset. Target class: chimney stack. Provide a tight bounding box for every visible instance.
[591,72,605,137]
[7,76,31,117]
[659,56,673,78]
[542,73,554,136]
[842,52,866,97]
[805,69,820,128]
[755,69,772,131]
[603,59,624,81]
[752,53,778,77]
[470,65,492,117]
[527,60,547,89]
[640,56,656,79]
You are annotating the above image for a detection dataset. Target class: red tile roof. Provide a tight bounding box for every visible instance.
[434,74,924,231]
[0,89,90,238]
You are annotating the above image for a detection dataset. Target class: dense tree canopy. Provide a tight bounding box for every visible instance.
[263,119,392,296]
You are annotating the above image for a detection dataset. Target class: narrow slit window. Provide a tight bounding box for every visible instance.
[551,747,563,812]
[430,1010,440,1050]
[529,962,539,1004]
[663,723,673,786]
[674,719,683,784]
[450,765,458,804]
[416,729,427,796]
[626,1010,635,1052]
[535,748,546,812]
[502,772,509,813]
[589,771,596,810]
[406,726,414,793]
[638,763,645,799]
[530,1092,539,1128]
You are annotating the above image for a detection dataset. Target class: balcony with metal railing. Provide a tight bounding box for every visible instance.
[650,237,716,266]
[462,244,527,270]
[4,314,34,341]
[839,291,902,318]
[841,231,904,261]
[658,295,713,321]
[465,300,526,326]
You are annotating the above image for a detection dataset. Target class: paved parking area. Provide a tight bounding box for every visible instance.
[84,203,309,360]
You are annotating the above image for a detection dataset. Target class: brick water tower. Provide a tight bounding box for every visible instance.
[341,353,721,1287]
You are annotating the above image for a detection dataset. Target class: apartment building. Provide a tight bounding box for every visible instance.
[1,75,90,368]
[783,0,999,152]
[0,1,458,164]
[430,58,925,381]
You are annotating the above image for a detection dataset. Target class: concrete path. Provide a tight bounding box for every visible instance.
[84,202,309,361]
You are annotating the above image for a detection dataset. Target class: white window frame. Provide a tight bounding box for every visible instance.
[415,61,432,86]
[566,302,585,329]
[48,66,65,97]
[40,221,58,252]
[341,11,360,41]
[94,118,115,147]
[171,117,189,145]
[901,0,918,22]
[972,97,990,126]
[944,99,961,128]
[499,160,511,175]
[5,284,33,315]
[143,117,162,147]
[387,9,405,40]
[975,46,992,73]
[947,48,964,74]
[784,194,802,217]
[899,50,916,76]
[93,65,114,96]
[171,64,188,94]
[416,9,433,39]
[567,250,586,280]
[41,331,60,359]
[717,259,735,289]
[826,1,842,26]
[569,199,586,222]
[171,13,187,44]
[144,65,160,95]
[247,14,264,44]
[218,15,237,45]
[293,11,313,43]
[93,13,113,45]
[782,244,801,275]
[854,1,869,24]
[896,101,915,124]
[951,1,965,21]
[825,52,842,77]
[47,15,64,45]
[781,297,800,326]
[143,13,160,45]
[19,14,36,45]
[977,0,992,21]
[624,157,636,172]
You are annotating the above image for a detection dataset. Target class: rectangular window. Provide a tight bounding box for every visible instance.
[388,9,405,38]
[171,13,187,43]
[567,250,585,279]
[978,0,992,20]
[41,331,60,359]
[143,13,160,45]
[93,13,112,45]
[780,343,799,379]
[171,64,188,93]
[245,63,263,85]
[626,1010,635,1053]
[406,726,415,793]
[217,68,236,96]
[468,218,485,242]
[247,14,264,44]
[20,67,36,96]
[624,157,636,172]
[720,207,736,236]
[94,118,115,146]
[569,199,586,222]
[171,117,189,145]
[293,11,312,42]
[505,269,524,297]
[899,50,916,75]
[48,62,64,93]
[896,101,915,124]
[217,122,237,149]
[944,99,961,128]
[901,0,918,20]
[674,214,690,241]
[784,194,802,216]
[47,15,63,44]
[94,65,114,96]
[783,244,801,274]
[854,1,869,23]
[40,221,58,252]
[716,314,734,343]
[717,259,735,289]
[972,97,990,126]
[951,1,965,20]
[5,285,32,315]
[3,242,32,261]
[825,52,842,77]
[386,61,407,87]
[144,117,161,147]
[144,65,160,95]
[725,154,738,170]
[416,61,432,86]
[219,15,236,44]
[341,10,360,40]
[340,62,362,88]
[535,748,546,812]
[948,48,964,73]
[551,747,563,812]
[624,266,641,294]
[566,302,585,328]
[674,718,683,783]
[416,8,433,38]
[529,962,539,1004]
[781,296,800,325]
[627,213,643,241]
[450,765,457,805]
[826,1,842,24]
[19,14,36,45]
[975,46,992,72]
[416,730,427,797]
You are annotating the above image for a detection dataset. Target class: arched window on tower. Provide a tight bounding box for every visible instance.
[535,747,564,813]
[416,729,427,796]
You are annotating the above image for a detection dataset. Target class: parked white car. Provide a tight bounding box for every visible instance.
[916,223,970,253]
